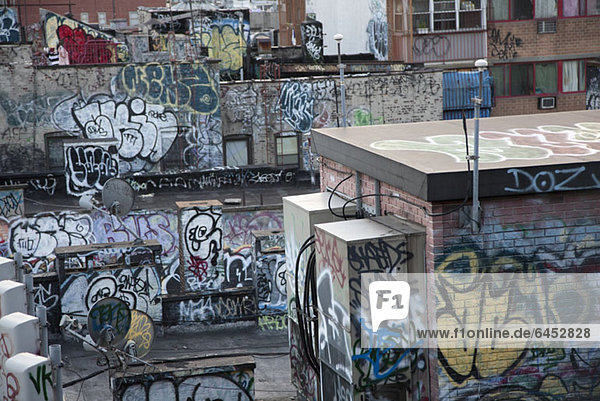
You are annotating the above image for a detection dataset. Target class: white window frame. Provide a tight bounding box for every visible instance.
[80,12,89,23]
[98,12,107,25]
[413,0,487,32]
[129,11,139,26]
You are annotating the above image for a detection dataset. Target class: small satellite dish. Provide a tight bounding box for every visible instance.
[87,297,132,347]
[102,178,135,217]
[124,310,155,358]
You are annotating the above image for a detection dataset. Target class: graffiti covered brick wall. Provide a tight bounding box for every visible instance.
[221,71,443,167]
[0,60,221,178]
[321,158,600,400]
[192,9,250,79]
[433,192,600,400]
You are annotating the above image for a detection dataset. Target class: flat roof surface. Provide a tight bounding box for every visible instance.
[312,110,600,201]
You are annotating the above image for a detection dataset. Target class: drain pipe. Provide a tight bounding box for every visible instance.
[472,59,488,232]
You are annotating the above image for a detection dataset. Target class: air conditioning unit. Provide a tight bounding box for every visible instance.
[538,96,556,109]
[537,19,557,34]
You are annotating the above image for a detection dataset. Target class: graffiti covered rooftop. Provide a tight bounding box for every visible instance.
[312,110,600,201]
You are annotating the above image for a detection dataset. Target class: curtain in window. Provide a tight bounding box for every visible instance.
[535,63,557,94]
[490,0,509,20]
[563,0,580,16]
[563,61,578,92]
[536,0,557,18]
[588,0,600,14]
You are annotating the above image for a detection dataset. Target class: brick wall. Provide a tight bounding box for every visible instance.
[488,16,599,117]
[321,156,600,400]
[488,17,600,60]
[491,92,585,116]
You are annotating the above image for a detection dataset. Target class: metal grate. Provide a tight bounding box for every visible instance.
[537,19,557,34]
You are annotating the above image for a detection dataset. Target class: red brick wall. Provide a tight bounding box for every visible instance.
[488,17,600,60]
[488,16,599,117]
[321,156,600,400]
[491,92,586,116]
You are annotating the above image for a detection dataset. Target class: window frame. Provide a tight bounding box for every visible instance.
[559,0,600,17]
[97,12,107,25]
[224,136,252,167]
[80,12,89,24]
[491,61,560,98]
[275,133,300,166]
[412,0,486,33]
[559,59,587,93]
[128,11,139,27]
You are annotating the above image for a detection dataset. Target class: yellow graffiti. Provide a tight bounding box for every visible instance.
[119,62,219,114]
[197,24,246,73]
[436,250,594,389]
[125,310,155,357]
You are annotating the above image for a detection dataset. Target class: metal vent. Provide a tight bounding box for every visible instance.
[537,19,557,34]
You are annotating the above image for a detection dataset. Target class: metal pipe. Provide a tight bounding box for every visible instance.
[50,344,63,401]
[24,273,34,316]
[355,171,362,213]
[36,306,48,357]
[375,179,381,216]
[472,59,488,232]
[238,12,244,81]
[338,49,347,128]
[14,252,22,282]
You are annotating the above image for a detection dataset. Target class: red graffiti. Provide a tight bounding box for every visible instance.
[0,333,11,361]
[57,25,115,64]
[315,230,346,288]
[188,256,209,281]
[5,372,19,401]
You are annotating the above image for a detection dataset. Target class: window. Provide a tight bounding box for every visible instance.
[225,138,250,166]
[563,0,600,16]
[490,65,509,96]
[80,12,89,23]
[393,0,406,32]
[535,62,558,94]
[98,12,106,25]
[275,134,299,165]
[562,60,585,92]
[45,133,72,170]
[536,0,558,18]
[129,11,139,26]
[490,0,533,20]
[490,62,561,97]
[511,64,534,96]
[412,0,483,32]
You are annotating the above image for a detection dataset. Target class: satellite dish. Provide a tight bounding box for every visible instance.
[87,297,132,347]
[102,178,135,217]
[124,310,155,358]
